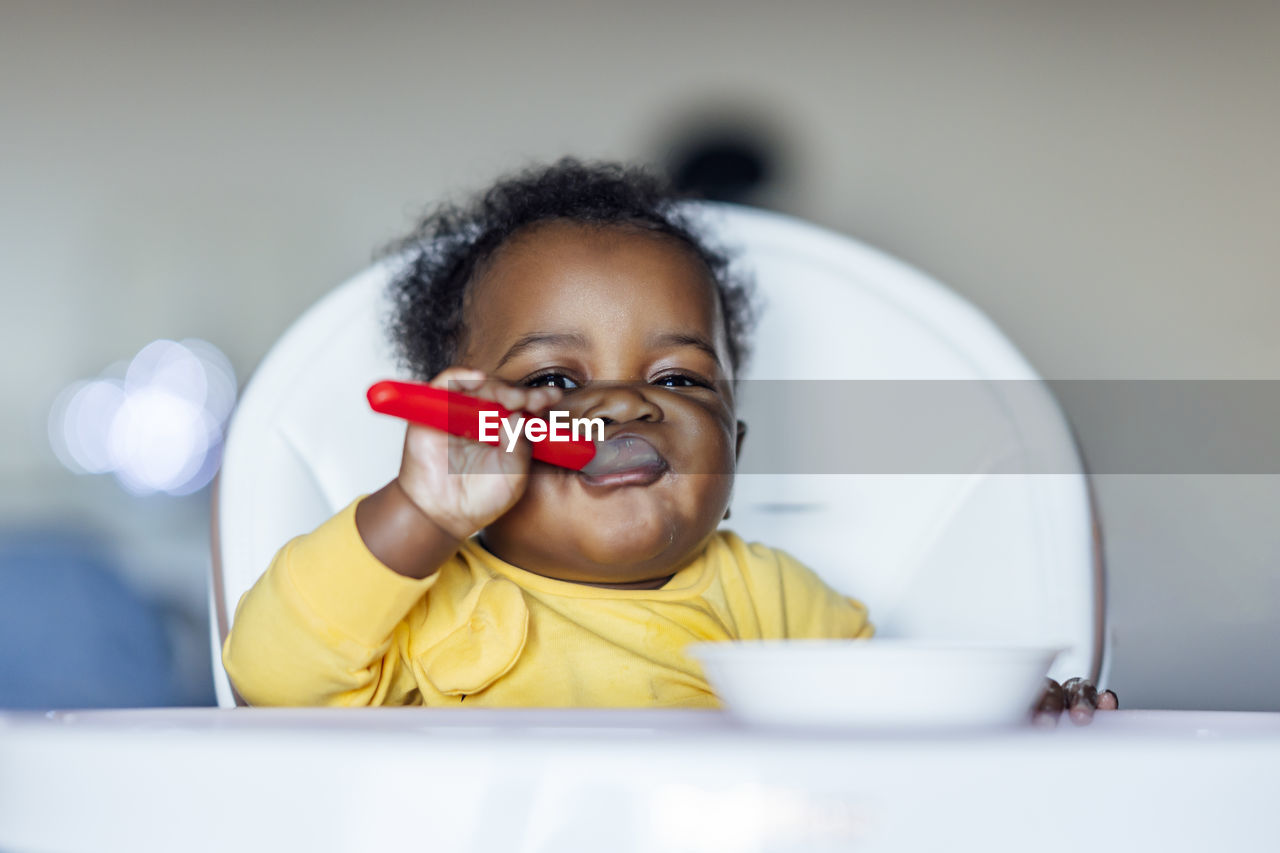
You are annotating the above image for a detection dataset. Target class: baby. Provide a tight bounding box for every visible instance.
[222,159,1114,719]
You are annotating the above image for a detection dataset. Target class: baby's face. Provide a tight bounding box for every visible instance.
[456,220,743,587]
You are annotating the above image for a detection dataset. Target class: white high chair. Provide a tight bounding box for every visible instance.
[210,202,1106,707]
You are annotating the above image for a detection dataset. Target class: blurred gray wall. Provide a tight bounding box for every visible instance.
[2,0,1277,709]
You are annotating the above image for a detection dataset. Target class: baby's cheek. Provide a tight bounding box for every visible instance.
[673,473,734,528]
[681,421,737,476]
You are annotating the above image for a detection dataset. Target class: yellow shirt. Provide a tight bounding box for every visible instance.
[222,498,873,708]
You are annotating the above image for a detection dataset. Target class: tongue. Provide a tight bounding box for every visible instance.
[579,436,665,478]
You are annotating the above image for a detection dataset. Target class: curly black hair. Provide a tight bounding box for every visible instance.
[383,157,756,381]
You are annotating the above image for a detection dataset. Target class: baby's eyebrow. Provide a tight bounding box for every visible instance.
[496,332,589,368]
[649,332,722,367]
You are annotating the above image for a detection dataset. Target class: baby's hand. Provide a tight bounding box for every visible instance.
[396,367,563,540]
[1033,677,1119,726]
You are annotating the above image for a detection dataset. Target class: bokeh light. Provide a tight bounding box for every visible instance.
[49,339,237,496]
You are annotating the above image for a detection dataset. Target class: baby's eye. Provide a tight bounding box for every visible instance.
[653,373,709,389]
[524,372,580,390]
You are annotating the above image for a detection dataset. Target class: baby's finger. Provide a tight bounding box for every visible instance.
[429,367,487,392]
[478,379,565,417]
[1097,689,1119,711]
[490,381,528,413]
[430,371,564,425]
[448,376,527,413]
[1062,677,1099,726]
[1068,703,1095,725]
[1032,677,1065,727]
[523,385,565,415]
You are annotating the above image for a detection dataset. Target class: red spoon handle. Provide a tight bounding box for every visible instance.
[367,380,597,471]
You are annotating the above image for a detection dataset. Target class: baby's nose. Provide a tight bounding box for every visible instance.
[579,383,662,426]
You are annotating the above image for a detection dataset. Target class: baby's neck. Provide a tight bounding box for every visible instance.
[475,534,676,590]
[574,574,676,591]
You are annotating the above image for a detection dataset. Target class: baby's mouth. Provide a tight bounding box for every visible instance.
[577,435,668,486]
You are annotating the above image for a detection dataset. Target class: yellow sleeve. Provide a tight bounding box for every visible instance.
[221,498,438,706]
[726,533,874,640]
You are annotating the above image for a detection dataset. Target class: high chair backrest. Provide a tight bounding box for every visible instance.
[211,202,1104,707]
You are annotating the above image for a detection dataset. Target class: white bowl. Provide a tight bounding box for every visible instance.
[688,639,1064,730]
